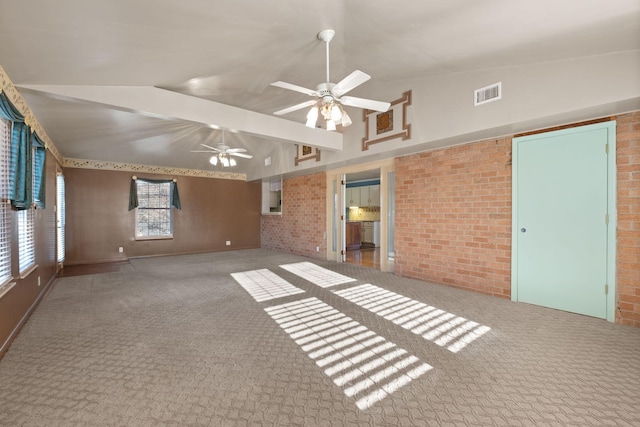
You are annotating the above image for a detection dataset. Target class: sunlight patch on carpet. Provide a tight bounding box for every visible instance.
[265,297,432,410]
[333,284,491,353]
[279,262,356,288]
[231,269,305,302]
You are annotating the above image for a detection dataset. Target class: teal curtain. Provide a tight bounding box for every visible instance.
[128,177,181,211]
[32,133,46,209]
[9,122,32,209]
[0,91,39,210]
[172,181,181,210]
[0,92,24,121]
[128,178,138,211]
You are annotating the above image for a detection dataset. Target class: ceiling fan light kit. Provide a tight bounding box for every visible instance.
[209,153,237,168]
[271,29,390,131]
[192,131,252,168]
[305,106,319,128]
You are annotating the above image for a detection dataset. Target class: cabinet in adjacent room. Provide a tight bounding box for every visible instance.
[362,221,374,243]
[367,185,380,207]
[361,221,381,247]
[346,222,362,250]
[345,187,360,207]
[359,185,380,207]
[346,184,380,208]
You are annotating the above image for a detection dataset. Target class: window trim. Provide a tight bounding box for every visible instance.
[133,179,174,240]
[0,119,12,286]
[19,263,37,279]
[0,280,16,300]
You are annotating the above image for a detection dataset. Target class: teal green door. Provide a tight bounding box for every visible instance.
[513,125,610,318]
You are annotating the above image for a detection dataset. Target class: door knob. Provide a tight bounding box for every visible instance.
[520,228,527,233]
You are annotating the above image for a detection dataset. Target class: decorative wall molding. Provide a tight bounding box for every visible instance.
[0,66,64,165]
[63,158,246,181]
[294,144,321,166]
[362,90,412,151]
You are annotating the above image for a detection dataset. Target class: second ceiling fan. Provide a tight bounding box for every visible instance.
[191,131,253,168]
[271,29,390,131]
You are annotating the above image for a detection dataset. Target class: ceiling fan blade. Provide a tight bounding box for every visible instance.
[274,100,317,116]
[200,144,221,152]
[190,150,215,153]
[340,96,390,112]
[226,148,248,153]
[331,70,371,97]
[229,152,253,159]
[271,81,317,96]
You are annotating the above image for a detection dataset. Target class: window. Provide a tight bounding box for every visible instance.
[0,119,11,285]
[17,208,35,273]
[135,180,173,239]
[18,144,37,274]
[56,173,65,263]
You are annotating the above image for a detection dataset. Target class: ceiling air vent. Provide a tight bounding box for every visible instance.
[474,82,502,106]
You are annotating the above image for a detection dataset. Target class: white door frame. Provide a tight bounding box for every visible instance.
[325,158,395,271]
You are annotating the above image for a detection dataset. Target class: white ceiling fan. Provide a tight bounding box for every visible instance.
[191,131,253,167]
[271,29,390,131]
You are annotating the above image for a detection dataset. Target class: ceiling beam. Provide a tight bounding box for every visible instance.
[17,85,343,151]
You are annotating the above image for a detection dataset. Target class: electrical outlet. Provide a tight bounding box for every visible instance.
[37,276,41,287]
[118,247,124,253]
[316,246,320,252]
[226,241,231,246]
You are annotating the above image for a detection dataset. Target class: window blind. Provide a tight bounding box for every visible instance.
[18,145,36,273]
[0,119,11,284]
[56,173,65,263]
[18,208,35,273]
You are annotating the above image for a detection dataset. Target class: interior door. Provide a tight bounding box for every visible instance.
[513,123,611,319]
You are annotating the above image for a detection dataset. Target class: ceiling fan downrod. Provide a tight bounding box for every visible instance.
[318,29,335,83]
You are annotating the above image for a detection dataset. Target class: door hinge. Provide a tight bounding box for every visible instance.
[605,284,609,295]
[341,180,345,185]
[340,215,344,220]
[341,250,345,255]
[605,143,609,154]
[605,213,609,224]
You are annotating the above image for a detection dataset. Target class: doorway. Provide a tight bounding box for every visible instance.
[326,158,395,272]
[344,169,381,269]
[511,121,616,320]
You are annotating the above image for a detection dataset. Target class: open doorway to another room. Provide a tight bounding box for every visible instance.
[325,158,394,272]
[344,169,381,269]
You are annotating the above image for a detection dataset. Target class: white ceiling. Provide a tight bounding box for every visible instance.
[1,0,639,177]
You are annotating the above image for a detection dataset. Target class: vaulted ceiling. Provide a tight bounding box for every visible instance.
[1,0,639,178]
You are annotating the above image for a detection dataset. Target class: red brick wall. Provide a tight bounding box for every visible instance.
[616,112,640,326]
[394,138,512,298]
[260,115,639,326]
[261,172,326,259]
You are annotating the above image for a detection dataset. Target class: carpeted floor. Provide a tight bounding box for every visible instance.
[0,249,638,426]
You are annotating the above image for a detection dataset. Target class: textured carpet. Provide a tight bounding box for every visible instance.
[0,249,638,426]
